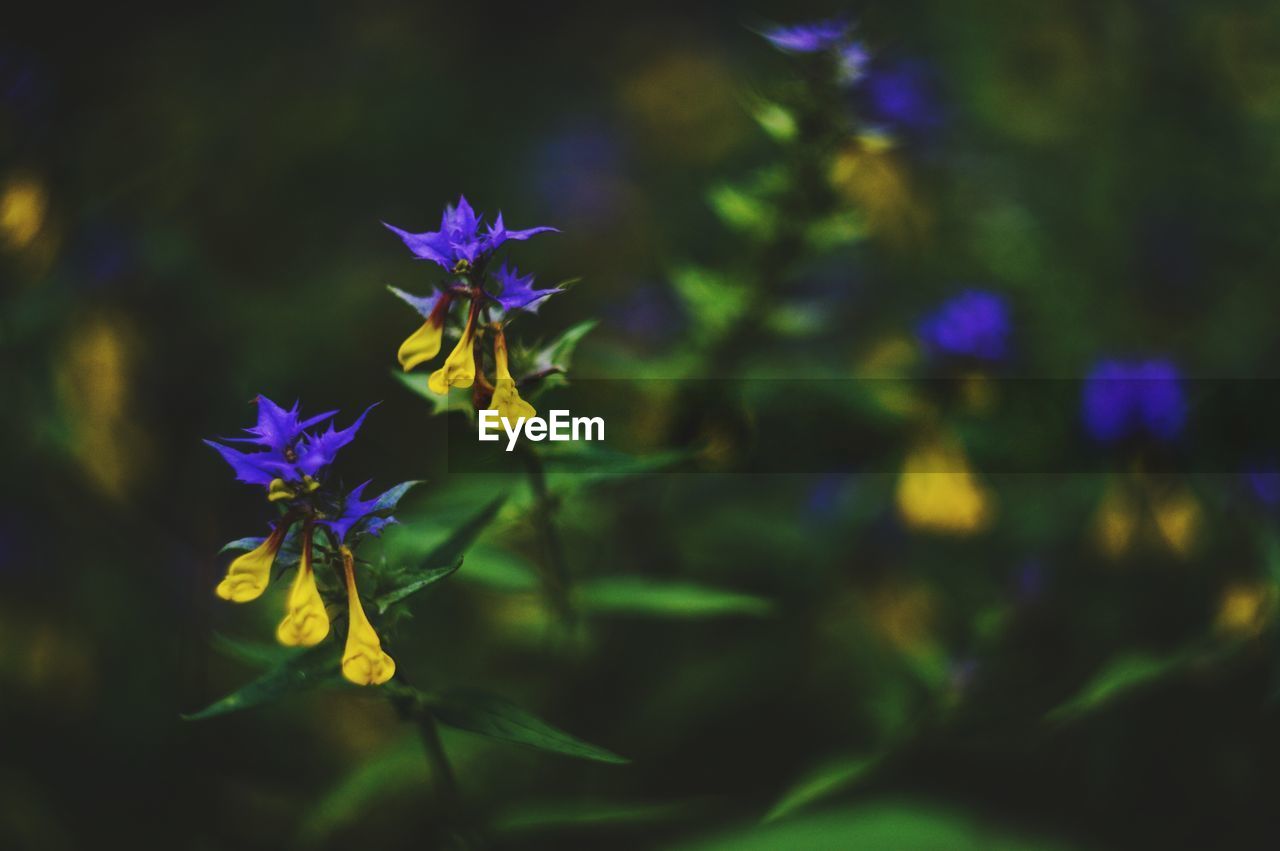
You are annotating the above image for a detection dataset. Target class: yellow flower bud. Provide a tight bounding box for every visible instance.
[339,547,395,686]
[216,523,288,602]
[276,529,329,647]
[267,478,296,502]
[427,309,477,395]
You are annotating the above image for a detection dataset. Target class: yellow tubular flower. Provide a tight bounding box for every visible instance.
[216,522,289,602]
[339,547,395,686]
[427,307,477,395]
[398,293,452,371]
[485,326,536,423]
[276,526,330,647]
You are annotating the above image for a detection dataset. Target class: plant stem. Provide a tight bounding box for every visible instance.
[416,710,462,815]
[517,442,575,627]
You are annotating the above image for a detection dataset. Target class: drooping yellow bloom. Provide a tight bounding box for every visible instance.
[427,308,477,395]
[339,547,395,685]
[1216,582,1275,637]
[485,326,536,423]
[398,293,452,371]
[895,434,994,534]
[277,527,330,647]
[1093,474,1201,559]
[1,175,46,250]
[216,522,289,602]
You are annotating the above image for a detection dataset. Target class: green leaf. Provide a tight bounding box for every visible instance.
[373,557,462,614]
[297,736,428,845]
[493,799,695,834]
[520,319,598,396]
[763,755,882,823]
[708,183,775,237]
[749,98,798,142]
[392,369,475,421]
[544,319,597,372]
[577,577,773,619]
[183,645,344,720]
[675,803,1074,851]
[372,480,424,512]
[428,689,628,764]
[1045,650,1192,723]
[219,536,265,554]
[209,633,296,668]
[670,265,749,339]
[420,495,507,568]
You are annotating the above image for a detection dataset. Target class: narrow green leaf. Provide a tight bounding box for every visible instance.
[429,689,628,764]
[183,645,344,720]
[493,799,694,834]
[219,536,265,554]
[374,557,462,614]
[392,370,475,420]
[297,736,428,845]
[421,495,507,568]
[1046,650,1191,723]
[676,803,1074,851]
[209,633,296,668]
[763,755,882,823]
[372,480,424,512]
[545,319,597,371]
[577,577,773,620]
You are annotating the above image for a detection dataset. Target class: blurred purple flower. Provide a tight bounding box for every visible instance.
[1082,358,1186,444]
[862,59,944,132]
[917,290,1011,361]
[1246,469,1280,507]
[533,123,626,222]
[762,18,852,53]
[760,18,867,84]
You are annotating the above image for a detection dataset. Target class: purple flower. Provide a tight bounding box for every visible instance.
[384,195,557,273]
[206,396,374,487]
[489,263,561,314]
[762,18,852,53]
[761,18,867,85]
[862,59,943,132]
[1082,358,1186,444]
[322,481,381,541]
[917,290,1011,361]
[1247,469,1280,507]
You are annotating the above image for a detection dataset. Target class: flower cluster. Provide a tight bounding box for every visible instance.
[386,196,561,422]
[206,395,400,685]
[761,17,867,85]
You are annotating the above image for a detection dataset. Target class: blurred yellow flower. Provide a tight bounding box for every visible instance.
[854,336,928,419]
[54,314,145,499]
[0,176,46,250]
[1215,582,1275,637]
[1093,475,1201,559]
[896,434,995,534]
[831,134,929,248]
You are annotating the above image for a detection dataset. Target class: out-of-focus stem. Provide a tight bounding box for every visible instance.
[517,442,575,627]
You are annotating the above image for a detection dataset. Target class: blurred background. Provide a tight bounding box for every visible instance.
[6,1,1280,848]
